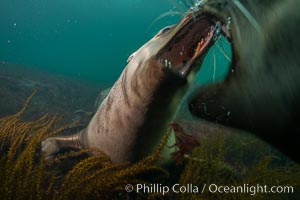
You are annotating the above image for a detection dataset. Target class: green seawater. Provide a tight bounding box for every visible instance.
[0,0,230,85]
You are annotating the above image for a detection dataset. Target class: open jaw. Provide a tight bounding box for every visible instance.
[157,14,230,78]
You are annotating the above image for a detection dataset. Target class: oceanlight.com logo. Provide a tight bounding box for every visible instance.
[208,184,294,196]
[124,183,294,196]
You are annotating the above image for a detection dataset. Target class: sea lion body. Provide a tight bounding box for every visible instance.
[42,34,183,163]
[42,11,222,163]
[79,49,187,162]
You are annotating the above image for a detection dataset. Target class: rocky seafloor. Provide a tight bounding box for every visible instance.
[0,62,107,124]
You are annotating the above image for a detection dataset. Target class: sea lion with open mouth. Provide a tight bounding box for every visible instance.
[186,0,300,162]
[41,6,231,163]
[42,0,300,163]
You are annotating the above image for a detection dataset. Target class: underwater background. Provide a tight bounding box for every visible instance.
[1,1,299,199]
[0,0,177,119]
[0,0,178,85]
[0,0,229,86]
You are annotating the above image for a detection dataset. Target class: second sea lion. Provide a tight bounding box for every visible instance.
[188,0,300,162]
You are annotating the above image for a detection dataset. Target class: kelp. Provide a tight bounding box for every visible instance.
[56,131,170,200]
[177,131,300,200]
[0,90,169,200]
[0,89,61,200]
[1,90,300,200]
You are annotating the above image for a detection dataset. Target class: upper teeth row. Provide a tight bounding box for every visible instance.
[161,23,219,69]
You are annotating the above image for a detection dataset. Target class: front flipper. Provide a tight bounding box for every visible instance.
[41,132,83,163]
[41,138,60,163]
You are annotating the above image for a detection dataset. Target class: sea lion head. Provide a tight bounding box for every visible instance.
[126,6,232,82]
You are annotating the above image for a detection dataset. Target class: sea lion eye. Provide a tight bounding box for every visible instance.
[127,51,137,63]
[156,25,175,37]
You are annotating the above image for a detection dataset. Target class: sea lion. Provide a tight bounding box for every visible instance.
[187,0,300,162]
[41,9,231,163]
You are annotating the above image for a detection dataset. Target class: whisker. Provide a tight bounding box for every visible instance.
[206,50,214,81]
[206,0,262,39]
[146,11,183,32]
[227,6,241,43]
[188,0,196,6]
[205,0,221,7]
[215,41,232,62]
[168,0,186,12]
[181,0,191,9]
[230,0,263,34]
[213,47,217,82]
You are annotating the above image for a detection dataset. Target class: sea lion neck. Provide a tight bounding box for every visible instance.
[82,55,189,163]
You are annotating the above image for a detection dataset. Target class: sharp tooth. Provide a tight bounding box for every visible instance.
[164,59,168,67]
[180,51,183,56]
[168,61,172,69]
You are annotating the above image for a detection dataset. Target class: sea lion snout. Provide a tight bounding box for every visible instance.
[154,14,230,79]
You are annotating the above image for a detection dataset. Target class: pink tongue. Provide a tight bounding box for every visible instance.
[179,25,215,77]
